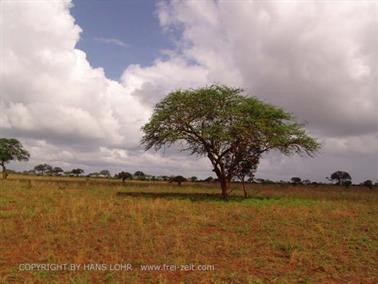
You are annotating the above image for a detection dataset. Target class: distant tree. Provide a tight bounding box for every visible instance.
[291,177,302,186]
[158,175,169,181]
[99,169,111,178]
[71,168,84,176]
[133,171,146,180]
[116,171,133,182]
[236,158,259,198]
[302,179,311,185]
[203,176,214,183]
[190,176,198,182]
[141,85,320,198]
[34,164,53,176]
[362,180,373,189]
[342,180,352,188]
[329,171,351,185]
[0,138,30,179]
[23,169,35,175]
[169,175,187,186]
[52,167,64,176]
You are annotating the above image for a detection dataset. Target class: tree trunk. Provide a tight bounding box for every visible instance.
[220,178,231,199]
[242,178,247,198]
[1,162,7,180]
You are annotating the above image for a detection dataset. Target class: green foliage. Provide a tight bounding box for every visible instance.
[0,138,30,164]
[142,85,320,197]
[0,138,30,179]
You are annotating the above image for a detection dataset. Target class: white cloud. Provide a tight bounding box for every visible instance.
[0,0,149,148]
[155,1,377,137]
[123,0,378,181]
[121,57,208,105]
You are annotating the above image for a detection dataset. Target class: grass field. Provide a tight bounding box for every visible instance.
[0,176,377,283]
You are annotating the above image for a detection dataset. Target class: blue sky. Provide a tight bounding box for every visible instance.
[71,0,173,79]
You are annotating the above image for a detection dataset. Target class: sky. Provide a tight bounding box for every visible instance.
[0,0,377,182]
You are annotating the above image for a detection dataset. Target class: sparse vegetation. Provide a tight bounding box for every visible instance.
[0,175,377,283]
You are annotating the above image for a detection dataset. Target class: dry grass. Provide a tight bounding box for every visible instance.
[0,176,377,283]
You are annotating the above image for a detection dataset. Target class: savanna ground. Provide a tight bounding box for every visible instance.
[0,175,377,283]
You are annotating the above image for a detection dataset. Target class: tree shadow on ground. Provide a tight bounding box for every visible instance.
[116,191,278,202]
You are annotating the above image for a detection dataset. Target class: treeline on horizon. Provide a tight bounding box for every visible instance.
[6,164,378,188]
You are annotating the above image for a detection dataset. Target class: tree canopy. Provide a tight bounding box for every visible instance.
[329,171,351,185]
[34,164,53,175]
[291,177,302,185]
[71,168,84,176]
[116,171,133,182]
[134,171,145,177]
[52,167,64,176]
[141,85,320,198]
[0,138,30,179]
[100,169,111,177]
[362,180,373,189]
[169,175,187,186]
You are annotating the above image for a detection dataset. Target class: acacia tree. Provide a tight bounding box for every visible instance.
[169,175,187,186]
[116,171,133,182]
[291,177,302,185]
[52,167,64,176]
[362,180,373,189]
[329,171,351,185]
[235,156,259,198]
[141,85,320,198]
[0,138,30,179]
[71,168,84,176]
[190,176,198,182]
[100,169,111,178]
[34,164,53,175]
